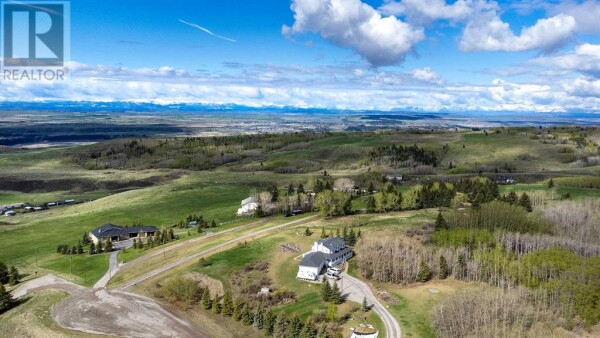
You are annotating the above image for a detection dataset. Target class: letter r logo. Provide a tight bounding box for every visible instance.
[2,1,69,67]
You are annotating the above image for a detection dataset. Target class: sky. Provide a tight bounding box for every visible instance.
[1,0,600,112]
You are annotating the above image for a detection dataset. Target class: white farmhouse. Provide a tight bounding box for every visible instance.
[297,237,353,281]
[237,196,259,216]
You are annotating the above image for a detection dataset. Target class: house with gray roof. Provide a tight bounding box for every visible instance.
[89,223,157,244]
[297,237,353,281]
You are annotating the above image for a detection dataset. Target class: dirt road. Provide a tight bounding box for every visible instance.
[13,275,206,338]
[339,273,402,338]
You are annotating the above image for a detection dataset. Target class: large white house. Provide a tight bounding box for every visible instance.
[297,237,353,281]
[237,196,259,216]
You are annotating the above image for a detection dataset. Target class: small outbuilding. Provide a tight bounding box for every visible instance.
[237,196,259,216]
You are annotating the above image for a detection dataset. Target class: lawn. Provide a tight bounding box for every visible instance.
[0,170,287,285]
[378,280,471,338]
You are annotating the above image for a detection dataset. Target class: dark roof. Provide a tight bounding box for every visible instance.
[316,237,345,250]
[91,223,156,239]
[328,247,352,259]
[299,252,326,268]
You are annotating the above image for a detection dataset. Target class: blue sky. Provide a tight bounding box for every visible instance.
[2,0,600,112]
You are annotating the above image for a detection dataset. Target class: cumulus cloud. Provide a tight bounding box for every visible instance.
[564,76,600,98]
[380,0,579,53]
[530,43,600,78]
[410,67,443,85]
[282,0,424,67]
[379,0,494,24]
[549,0,600,35]
[460,13,577,52]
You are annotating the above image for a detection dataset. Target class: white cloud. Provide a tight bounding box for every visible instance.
[460,13,577,52]
[379,0,494,24]
[410,67,443,85]
[549,0,600,35]
[282,0,424,67]
[530,43,600,78]
[1,61,599,112]
[564,76,600,97]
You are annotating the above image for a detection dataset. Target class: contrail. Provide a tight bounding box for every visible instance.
[179,19,237,43]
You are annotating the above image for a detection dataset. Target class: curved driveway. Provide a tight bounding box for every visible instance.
[339,273,402,338]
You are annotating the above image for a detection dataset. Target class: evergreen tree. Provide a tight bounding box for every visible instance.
[362,297,369,312]
[169,228,175,240]
[435,211,448,231]
[331,282,342,304]
[221,291,233,316]
[368,182,375,194]
[254,205,264,218]
[77,243,84,254]
[253,307,264,330]
[506,190,518,205]
[82,233,90,245]
[241,303,253,326]
[519,193,533,212]
[320,227,327,239]
[8,266,19,286]
[342,227,348,242]
[438,255,449,279]
[211,294,221,314]
[89,242,96,255]
[348,228,356,246]
[366,196,376,213]
[326,302,337,322]
[263,308,276,335]
[233,299,243,321]
[548,178,555,189]
[417,260,432,282]
[324,181,332,191]
[0,284,13,312]
[314,180,324,193]
[287,184,295,196]
[321,276,331,302]
[288,314,303,338]
[104,238,113,252]
[297,184,305,194]
[268,184,279,202]
[274,312,289,338]
[201,287,212,310]
[316,324,328,338]
[304,227,312,236]
[300,317,317,338]
[211,220,217,228]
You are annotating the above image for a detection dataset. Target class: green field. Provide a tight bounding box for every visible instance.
[1,127,600,336]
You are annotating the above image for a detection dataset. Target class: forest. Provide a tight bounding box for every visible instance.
[356,195,600,335]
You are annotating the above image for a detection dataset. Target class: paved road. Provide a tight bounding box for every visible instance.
[93,250,120,289]
[119,215,318,289]
[338,273,402,338]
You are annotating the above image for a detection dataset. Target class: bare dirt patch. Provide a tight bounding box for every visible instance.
[279,242,300,253]
[183,271,224,297]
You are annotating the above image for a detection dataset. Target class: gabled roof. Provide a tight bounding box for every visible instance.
[316,237,345,250]
[90,223,157,239]
[299,252,326,268]
[241,196,257,206]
